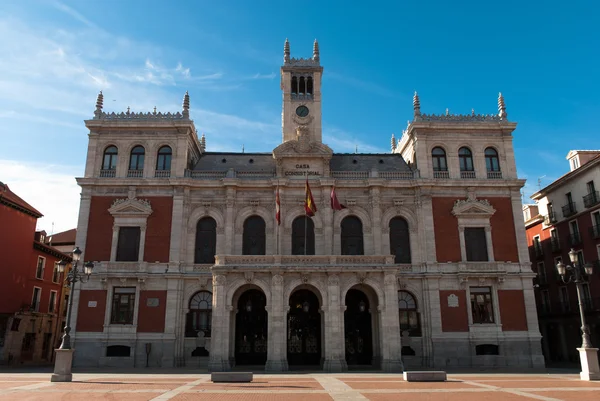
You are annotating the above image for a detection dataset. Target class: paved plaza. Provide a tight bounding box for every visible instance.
[0,372,599,400]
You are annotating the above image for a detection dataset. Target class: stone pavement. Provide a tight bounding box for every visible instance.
[0,372,600,400]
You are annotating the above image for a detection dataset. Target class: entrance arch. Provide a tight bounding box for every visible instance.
[344,288,374,366]
[234,289,267,365]
[287,288,322,366]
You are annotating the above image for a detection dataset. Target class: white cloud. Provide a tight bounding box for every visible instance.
[323,127,388,154]
[0,160,81,234]
[250,72,276,79]
[50,1,98,29]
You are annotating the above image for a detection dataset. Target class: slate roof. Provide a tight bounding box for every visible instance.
[0,181,43,217]
[330,153,412,172]
[46,228,77,246]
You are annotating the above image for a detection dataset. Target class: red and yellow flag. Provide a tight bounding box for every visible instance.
[275,186,281,225]
[304,178,317,217]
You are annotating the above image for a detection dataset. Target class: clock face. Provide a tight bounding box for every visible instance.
[295,105,309,117]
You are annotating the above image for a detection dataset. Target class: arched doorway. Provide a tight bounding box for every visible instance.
[287,289,321,366]
[292,216,315,255]
[344,289,373,366]
[235,289,267,365]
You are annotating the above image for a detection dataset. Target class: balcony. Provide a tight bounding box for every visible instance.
[433,170,450,179]
[127,169,143,178]
[589,225,600,239]
[551,237,561,252]
[562,202,577,218]
[567,232,582,246]
[583,191,600,208]
[155,170,171,178]
[460,171,476,179]
[544,212,557,225]
[99,169,116,178]
[486,171,503,179]
[533,243,544,258]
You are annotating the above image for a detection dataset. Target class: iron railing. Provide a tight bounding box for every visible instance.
[562,202,577,218]
[544,212,557,225]
[583,191,600,208]
[551,237,561,252]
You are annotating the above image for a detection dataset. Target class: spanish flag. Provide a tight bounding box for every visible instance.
[304,178,317,217]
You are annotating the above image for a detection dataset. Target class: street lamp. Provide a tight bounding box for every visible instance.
[556,248,599,381]
[51,246,94,382]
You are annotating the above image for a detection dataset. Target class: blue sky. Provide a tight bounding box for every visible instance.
[0,0,598,233]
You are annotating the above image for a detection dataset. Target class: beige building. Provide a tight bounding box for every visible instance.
[69,40,543,371]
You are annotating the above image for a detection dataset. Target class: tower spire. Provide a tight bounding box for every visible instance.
[413,91,421,118]
[313,39,320,62]
[284,38,290,64]
[94,91,103,118]
[498,92,507,119]
[200,132,206,152]
[391,133,396,152]
[182,91,190,119]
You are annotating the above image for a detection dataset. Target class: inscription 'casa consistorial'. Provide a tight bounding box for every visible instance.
[284,164,321,177]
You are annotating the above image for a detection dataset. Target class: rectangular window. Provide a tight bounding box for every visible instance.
[587,181,596,194]
[116,227,141,262]
[576,250,585,266]
[559,286,569,312]
[35,256,45,279]
[52,263,60,283]
[31,287,41,312]
[537,261,546,284]
[48,291,57,313]
[470,287,494,323]
[464,227,489,261]
[582,283,593,310]
[110,287,136,324]
[541,290,551,313]
[11,318,21,331]
[566,192,573,204]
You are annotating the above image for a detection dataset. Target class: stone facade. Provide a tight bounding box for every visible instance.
[70,40,544,371]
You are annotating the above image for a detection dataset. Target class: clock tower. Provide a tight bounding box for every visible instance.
[281,39,323,144]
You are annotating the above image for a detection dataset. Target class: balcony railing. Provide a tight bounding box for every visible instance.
[567,232,582,246]
[486,171,503,179]
[460,171,476,179]
[433,170,450,179]
[330,171,369,180]
[127,169,143,178]
[583,191,600,208]
[155,170,171,178]
[544,212,557,225]
[589,225,600,239]
[562,202,577,218]
[99,169,116,178]
[533,243,544,258]
[551,237,561,252]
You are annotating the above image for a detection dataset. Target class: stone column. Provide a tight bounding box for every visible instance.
[208,274,230,371]
[323,274,346,371]
[370,188,382,254]
[381,272,403,372]
[265,273,288,371]
[521,277,544,368]
[224,188,236,254]
[168,187,186,266]
[165,278,181,367]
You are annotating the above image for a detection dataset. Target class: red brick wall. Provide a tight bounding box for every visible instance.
[85,196,173,263]
[439,290,469,332]
[432,197,519,262]
[143,197,172,263]
[137,290,167,333]
[85,196,117,262]
[77,290,107,332]
[28,250,64,314]
[498,290,528,331]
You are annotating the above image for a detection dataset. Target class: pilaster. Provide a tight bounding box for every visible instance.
[208,274,230,371]
[323,274,346,372]
[169,187,186,265]
[265,273,288,371]
[381,272,403,372]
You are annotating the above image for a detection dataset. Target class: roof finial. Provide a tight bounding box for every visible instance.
[413,91,421,118]
[242,144,245,153]
[200,132,206,152]
[313,39,320,62]
[498,92,507,119]
[284,38,290,64]
[391,133,396,152]
[182,91,190,118]
[445,108,449,116]
[94,91,103,118]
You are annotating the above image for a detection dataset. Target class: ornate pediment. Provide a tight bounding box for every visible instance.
[452,197,495,217]
[273,139,333,157]
[109,197,153,217]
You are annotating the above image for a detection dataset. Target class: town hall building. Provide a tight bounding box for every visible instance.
[69,40,544,371]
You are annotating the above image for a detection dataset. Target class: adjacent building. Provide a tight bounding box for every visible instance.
[524,150,600,364]
[0,182,71,365]
[69,40,543,371]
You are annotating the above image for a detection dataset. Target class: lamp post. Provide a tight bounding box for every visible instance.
[556,248,599,380]
[51,247,94,382]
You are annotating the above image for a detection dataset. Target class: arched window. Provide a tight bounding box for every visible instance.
[398,291,421,336]
[306,77,313,95]
[292,216,315,255]
[341,216,364,255]
[128,145,145,174]
[156,146,172,171]
[299,76,306,94]
[458,147,474,171]
[102,146,118,171]
[431,147,447,171]
[186,291,212,337]
[389,217,411,263]
[291,76,298,94]
[485,147,500,172]
[194,217,216,264]
[243,215,266,255]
